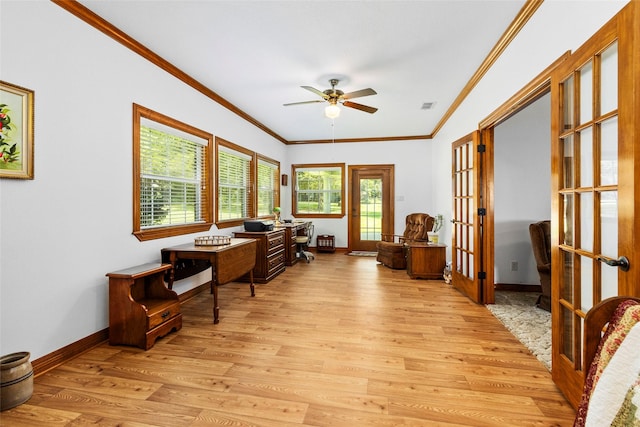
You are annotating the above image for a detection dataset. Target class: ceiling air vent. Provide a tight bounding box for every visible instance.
[421,102,435,110]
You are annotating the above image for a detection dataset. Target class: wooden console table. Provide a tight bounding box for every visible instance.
[107,263,182,350]
[161,238,257,324]
[405,243,447,279]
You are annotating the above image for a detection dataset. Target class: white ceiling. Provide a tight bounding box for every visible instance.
[77,0,526,143]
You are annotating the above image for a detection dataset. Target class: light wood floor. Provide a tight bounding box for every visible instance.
[2,253,576,426]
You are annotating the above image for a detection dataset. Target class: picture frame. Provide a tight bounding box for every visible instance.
[1,80,34,179]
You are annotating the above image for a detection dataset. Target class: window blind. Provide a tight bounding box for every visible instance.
[139,123,207,228]
[218,146,252,221]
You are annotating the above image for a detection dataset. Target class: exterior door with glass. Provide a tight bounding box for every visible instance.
[349,165,393,252]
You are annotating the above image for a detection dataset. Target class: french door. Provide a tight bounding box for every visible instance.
[550,1,640,408]
[348,165,393,252]
[451,132,489,304]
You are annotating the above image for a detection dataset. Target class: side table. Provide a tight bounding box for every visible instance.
[405,243,447,279]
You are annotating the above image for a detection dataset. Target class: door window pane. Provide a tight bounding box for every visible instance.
[580,60,593,124]
[562,250,574,302]
[600,117,618,186]
[600,42,618,115]
[563,194,574,246]
[600,191,618,256]
[579,127,593,187]
[562,305,575,362]
[580,256,593,312]
[580,192,594,252]
[359,178,382,240]
[563,136,574,189]
[563,75,574,130]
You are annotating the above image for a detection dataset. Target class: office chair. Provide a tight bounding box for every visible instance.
[295,222,315,263]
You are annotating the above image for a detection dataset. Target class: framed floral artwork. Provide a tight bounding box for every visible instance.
[1,81,34,179]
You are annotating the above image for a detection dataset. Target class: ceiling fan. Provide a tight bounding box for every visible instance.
[283,79,378,117]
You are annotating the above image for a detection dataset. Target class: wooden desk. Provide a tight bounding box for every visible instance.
[405,243,447,279]
[161,238,257,324]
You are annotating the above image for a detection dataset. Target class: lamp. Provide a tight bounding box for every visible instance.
[325,103,340,119]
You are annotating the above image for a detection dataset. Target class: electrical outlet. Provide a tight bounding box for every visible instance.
[511,261,518,271]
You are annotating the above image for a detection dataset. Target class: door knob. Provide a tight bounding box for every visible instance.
[596,255,630,272]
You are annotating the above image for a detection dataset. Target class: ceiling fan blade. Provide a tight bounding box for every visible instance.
[342,88,377,100]
[343,101,378,114]
[301,85,330,99]
[283,100,325,106]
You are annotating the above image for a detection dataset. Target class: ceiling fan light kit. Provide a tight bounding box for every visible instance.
[325,104,340,119]
[284,78,378,118]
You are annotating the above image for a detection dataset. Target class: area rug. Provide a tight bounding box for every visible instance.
[486,291,551,371]
[347,251,378,257]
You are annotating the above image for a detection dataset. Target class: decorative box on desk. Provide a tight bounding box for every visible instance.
[107,263,182,350]
[317,235,335,253]
[405,243,447,280]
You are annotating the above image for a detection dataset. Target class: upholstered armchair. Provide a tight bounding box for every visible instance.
[529,220,551,312]
[376,213,434,269]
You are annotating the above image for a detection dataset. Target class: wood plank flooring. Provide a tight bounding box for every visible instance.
[1,253,576,426]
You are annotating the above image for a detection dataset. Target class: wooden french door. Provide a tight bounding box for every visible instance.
[348,165,393,252]
[451,132,489,304]
[550,2,640,408]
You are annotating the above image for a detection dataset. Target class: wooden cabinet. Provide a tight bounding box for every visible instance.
[234,229,285,283]
[107,263,182,350]
[405,244,447,279]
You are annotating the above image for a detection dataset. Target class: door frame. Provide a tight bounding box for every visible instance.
[474,53,571,305]
[348,164,394,252]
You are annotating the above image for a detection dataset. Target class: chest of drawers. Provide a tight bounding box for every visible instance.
[234,229,285,283]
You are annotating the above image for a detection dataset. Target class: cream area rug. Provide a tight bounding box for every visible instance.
[486,291,551,370]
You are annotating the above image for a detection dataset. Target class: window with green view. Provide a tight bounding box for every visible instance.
[292,163,345,217]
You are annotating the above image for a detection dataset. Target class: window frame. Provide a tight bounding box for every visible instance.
[132,104,214,241]
[292,163,346,218]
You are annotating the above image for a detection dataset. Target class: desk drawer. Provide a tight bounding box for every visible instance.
[145,299,181,330]
[267,232,285,255]
[267,250,285,276]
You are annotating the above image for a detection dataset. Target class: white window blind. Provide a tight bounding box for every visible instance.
[257,158,278,217]
[139,119,208,229]
[218,145,252,221]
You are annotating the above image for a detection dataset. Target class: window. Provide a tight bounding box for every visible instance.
[216,138,254,227]
[257,155,280,218]
[292,163,345,218]
[133,104,213,241]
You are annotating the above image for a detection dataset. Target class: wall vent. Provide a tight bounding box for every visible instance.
[421,102,435,110]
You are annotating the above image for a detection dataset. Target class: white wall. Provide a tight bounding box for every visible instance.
[429,0,628,258]
[494,93,551,285]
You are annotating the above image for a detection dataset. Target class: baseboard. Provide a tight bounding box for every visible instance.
[495,283,542,292]
[31,328,109,377]
[32,282,211,377]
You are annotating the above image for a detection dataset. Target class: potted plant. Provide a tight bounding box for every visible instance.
[272,206,281,223]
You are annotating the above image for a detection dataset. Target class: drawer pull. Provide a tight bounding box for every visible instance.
[161,311,171,319]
